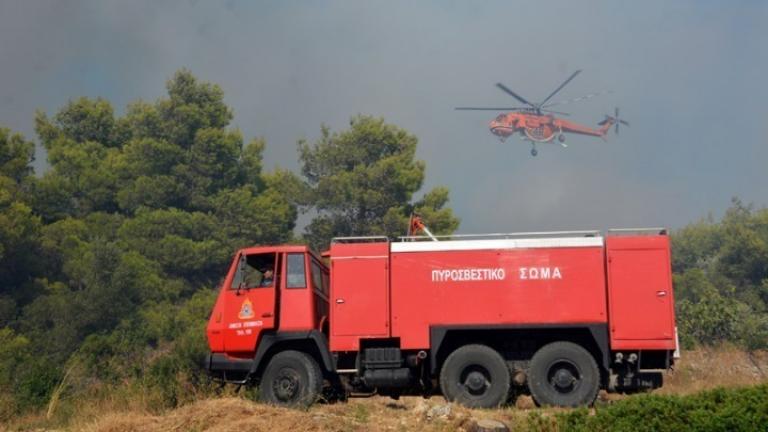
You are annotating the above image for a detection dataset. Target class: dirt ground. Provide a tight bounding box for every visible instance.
[5,347,768,432]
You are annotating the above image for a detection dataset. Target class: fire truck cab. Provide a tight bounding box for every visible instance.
[206,229,677,408]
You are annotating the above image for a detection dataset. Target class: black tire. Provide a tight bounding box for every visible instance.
[259,350,322,407]
[528,341,600,407]
[439,344,511,408]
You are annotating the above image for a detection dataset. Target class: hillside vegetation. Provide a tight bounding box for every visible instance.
[0,70,458,422]
[672,198,768,350]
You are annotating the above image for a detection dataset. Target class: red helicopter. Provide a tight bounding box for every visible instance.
[456,70,628,156]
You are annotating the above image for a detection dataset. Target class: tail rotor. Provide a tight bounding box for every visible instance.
[598,107,630,134]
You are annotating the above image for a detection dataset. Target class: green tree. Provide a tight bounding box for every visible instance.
[0,327,39,419]
[299,115,459,250]
[7,69,300,414]
[671,198,768,349]
[0,127,35,184]
[717,199,768,291]
[674,270,743,347]
[0,128,41,321]
[670,218,720,273]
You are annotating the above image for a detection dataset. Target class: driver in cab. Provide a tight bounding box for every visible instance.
[243,264,274,288]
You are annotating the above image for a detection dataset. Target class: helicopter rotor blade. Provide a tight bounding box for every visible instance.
[455,107,528,111]
[541,109,571,116]
[542,90,612,108]
[495,83,535,107]
[539,69,582,107]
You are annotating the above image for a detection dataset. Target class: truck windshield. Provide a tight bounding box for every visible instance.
[230,252,276,289]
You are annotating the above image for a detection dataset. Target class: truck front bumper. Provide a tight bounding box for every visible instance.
[205,353,255,382]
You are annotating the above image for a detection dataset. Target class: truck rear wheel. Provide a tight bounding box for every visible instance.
[439,344,511,408]
[259,350,322,407]
[528,341,599,407]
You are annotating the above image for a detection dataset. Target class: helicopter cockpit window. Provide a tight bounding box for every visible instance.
[495,114,506,122]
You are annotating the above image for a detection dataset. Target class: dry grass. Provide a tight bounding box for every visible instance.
[661,345,768,394]
[3,347,768,432]
[73,397,538,432]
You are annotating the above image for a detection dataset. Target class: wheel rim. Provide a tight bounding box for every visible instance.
[459,365,492,398]
[546,360,581,394]
[272,367,301,402]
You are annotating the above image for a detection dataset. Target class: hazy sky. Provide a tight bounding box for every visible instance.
[1,1,767,233]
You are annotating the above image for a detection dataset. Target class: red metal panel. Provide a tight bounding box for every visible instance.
[219,253,277,353]
[329,242,390,351]
[222,286,276,352]
[207,254,241,352]
[390,246,607,349]
[278,252,316,332]
[606,236,676,350]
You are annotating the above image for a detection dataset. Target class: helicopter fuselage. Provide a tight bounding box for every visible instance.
[490,112,612,143]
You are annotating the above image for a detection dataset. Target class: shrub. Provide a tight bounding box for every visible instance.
[556,384,768,432]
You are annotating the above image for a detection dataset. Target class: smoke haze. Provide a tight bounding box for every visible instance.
[1,0,767,232]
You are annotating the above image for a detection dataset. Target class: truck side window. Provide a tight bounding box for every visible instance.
[286,253,306,289]
[230,252,276,289]
[230,255,246,289]
[322,272,329,296]
[310,260,327,295]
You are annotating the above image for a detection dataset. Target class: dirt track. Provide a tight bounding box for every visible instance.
[7,347,768,432]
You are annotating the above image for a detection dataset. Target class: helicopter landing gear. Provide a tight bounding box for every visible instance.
[558,134,568,148]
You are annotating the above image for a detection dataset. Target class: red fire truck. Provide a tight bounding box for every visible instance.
[205,229,678,408]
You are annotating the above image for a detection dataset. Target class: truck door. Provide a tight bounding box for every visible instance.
[607,236,675,344]
[330,242,390,350]
[222,252,279,352]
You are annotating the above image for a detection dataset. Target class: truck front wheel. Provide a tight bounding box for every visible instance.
[259,350,322,407]
[439,344,511,408]
[528,341,599,407]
